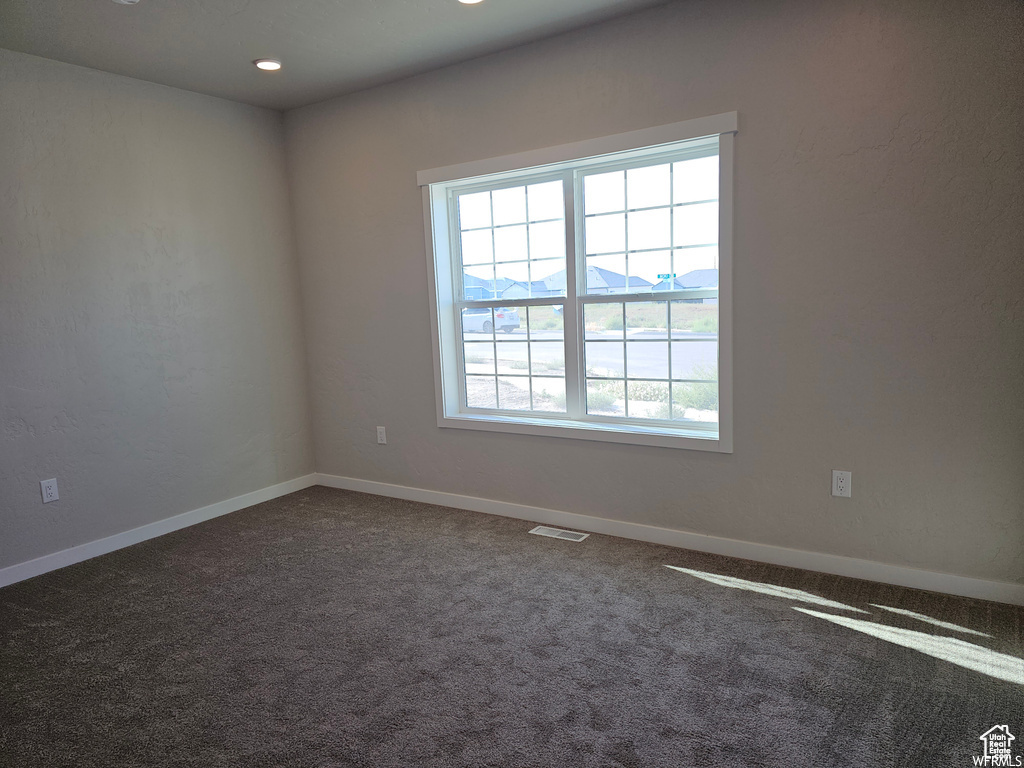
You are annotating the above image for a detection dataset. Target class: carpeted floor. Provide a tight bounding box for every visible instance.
[1,486,1022,767]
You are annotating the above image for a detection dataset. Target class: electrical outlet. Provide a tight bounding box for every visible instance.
[376,426,387,445]
[40,478,59,504]
[832,470,851,498]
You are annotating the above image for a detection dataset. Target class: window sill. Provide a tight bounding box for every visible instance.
[438,411,731,453]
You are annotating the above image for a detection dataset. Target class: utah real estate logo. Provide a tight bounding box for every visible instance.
[976,726,1021,767]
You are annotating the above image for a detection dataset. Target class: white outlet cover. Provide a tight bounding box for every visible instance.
[832,470,851,498]
[376,426,387,444]
[40,478,59,503]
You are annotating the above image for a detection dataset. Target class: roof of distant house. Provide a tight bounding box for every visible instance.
[543,267,652,291]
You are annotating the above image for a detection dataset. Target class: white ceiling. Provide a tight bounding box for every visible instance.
[0,0,669,111]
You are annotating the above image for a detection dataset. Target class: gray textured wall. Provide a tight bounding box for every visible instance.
[0,50,315,569]
[285,0,1024,584]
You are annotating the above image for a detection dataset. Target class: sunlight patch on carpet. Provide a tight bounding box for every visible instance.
[663,565,870,614]
[870,604,993,638]
[794,607,1024,686]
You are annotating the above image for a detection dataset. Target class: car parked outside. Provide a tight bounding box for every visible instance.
[463,307,521,334]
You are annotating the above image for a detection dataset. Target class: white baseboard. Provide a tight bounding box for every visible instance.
[6,471,1020,607]
[0,473,319,589]
[316,473,1024,607]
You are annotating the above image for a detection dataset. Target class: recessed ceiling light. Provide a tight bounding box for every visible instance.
[459,0,485,4]
[254,59,282,71]
[111,0,141,4]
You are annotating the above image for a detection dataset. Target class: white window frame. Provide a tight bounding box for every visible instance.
[419,112,736,452]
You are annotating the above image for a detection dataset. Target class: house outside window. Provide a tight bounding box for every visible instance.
[419,113,736,452]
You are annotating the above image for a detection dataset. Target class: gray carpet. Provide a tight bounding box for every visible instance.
[1,486,1022,767]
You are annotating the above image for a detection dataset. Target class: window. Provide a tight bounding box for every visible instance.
[420,113,735,451]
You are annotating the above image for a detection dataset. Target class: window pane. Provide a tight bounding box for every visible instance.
[493,261,529,286]
[459,183,566,307]
[627,380,670,420]
[466,376,497,408]
[584,171,624,215]
[463,342,495,375]
[627,163,671,209]
[670,341,718,381]
[496,279,528,301]
[585,213,626,254]
[530,342,564,376]
[673,246,719,275]
[671,381,718,422]
[627,208,671,251]
[527,181,563,222]
[497,376,532,410]
[462,306,494,338]
[626,340,669,379]
[673,156,718,203]
[459,191,491,230]
[527,305,564,339]
[460,229,493,265]
[584,302,623,339]
[628,251,670,292]
[670,300,719,336]
[532,377,566,413]
[492,307,523,335]
[495,341,529,374]
[674,202,719,246]
[462,302,568,416]
[585,341,624,378]
[586,255,627,294]
[587,379,624,416]
[491,186,526,226]
[528,260,564,297]
[494,224,528,263]
[625,301,668,338]
[528,220,565,261]
[463,266,497,301]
